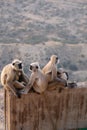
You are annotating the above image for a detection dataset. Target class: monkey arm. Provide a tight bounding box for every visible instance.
[20,71,29,84]
[13,81,25,89]
[51,66,57,80]
[19,82,33,94]
[45,70,52,75]
[20,74,35,94]
[64,72,69,80]
[55,77,67,86]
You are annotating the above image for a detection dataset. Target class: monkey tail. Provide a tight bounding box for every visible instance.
[42,92,57,130]
[4,89,6,130]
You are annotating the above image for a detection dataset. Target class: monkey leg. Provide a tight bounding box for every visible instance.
[19,83,33,94]
[6,82,19,98]
[48,79,66,92]
[67,82,77,88]
[55,77,67,86]
[13,81,25,89]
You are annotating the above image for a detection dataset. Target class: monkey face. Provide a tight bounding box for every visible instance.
[12,59,22,71]
[29,62,40,72]
[55,57,58,64]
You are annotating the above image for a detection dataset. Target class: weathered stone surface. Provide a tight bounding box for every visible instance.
[5,88,87,130]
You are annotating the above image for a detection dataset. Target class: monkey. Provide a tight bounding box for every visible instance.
[57,68,78,88]
[42,55,67,89]
[67,81,77,88]
[42,55,59,82]
[57,68,69,81]
[21,62,48,94]
[1,59,29,98]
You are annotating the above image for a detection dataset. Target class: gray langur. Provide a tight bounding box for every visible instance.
[21,62,48,94]
[1,59,28,98]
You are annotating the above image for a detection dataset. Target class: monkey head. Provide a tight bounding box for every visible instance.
[50,55,59,64]
[12,59,23,71]
[29,62,40,72]
[58,68,64,73]
[58,68,69,80]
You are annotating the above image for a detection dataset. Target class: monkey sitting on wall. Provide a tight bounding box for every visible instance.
[42,55,59,82]
[42,55,66,86]
[1,59,29,98]
[57,68,69,81]
[21,62,48,94]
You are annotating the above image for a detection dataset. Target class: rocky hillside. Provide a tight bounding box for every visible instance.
[0,0,87,44]
[0,42,87,83]
[0,0,87,82]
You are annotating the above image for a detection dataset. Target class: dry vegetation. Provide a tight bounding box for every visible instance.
[0,0,87,44]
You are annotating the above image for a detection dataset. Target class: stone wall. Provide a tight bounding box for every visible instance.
[5,88,87,130]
